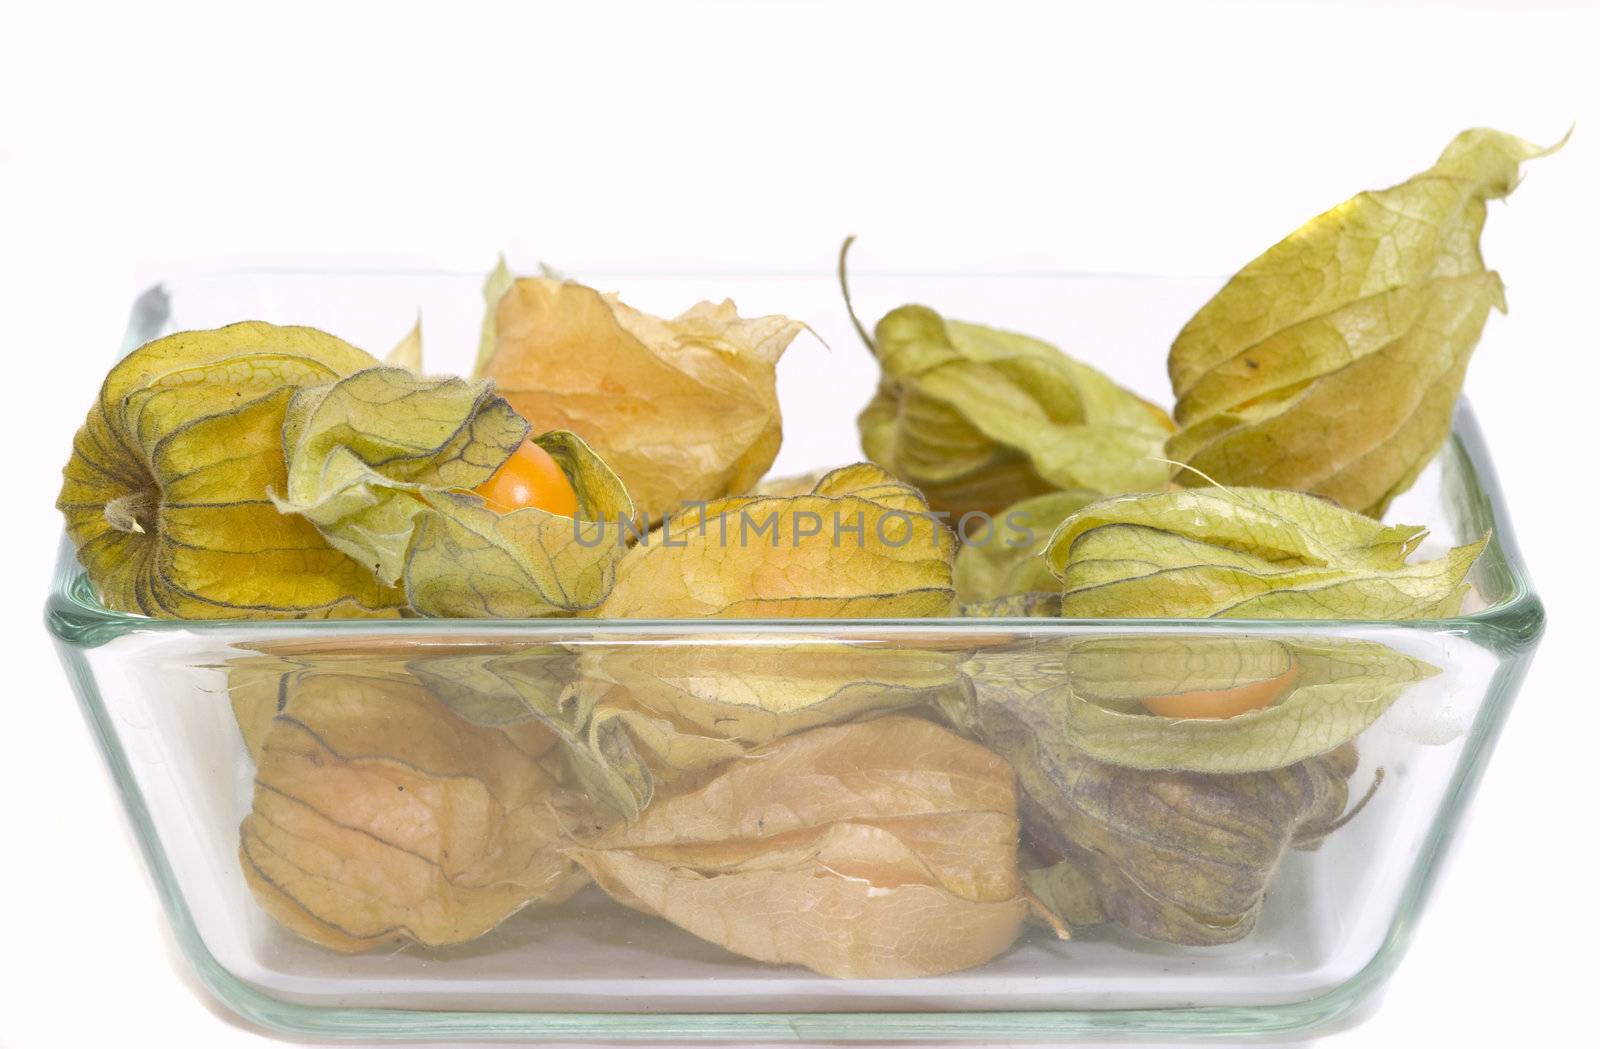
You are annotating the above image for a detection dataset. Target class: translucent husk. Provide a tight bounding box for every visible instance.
[233,668,599,952]
[951,672,1362,945]
[567,717,1028,977]
[478,270,808,521]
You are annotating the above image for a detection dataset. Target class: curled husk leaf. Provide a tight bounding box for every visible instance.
[571,643,960,816]
[568,717,1028,978]
[1167,128,1563,516]
[478,272,808,520]
[273,367,633,617]
[962,635,1435,773]
[406,645,579,728]
[1045,486,1486,618]
[56,322,405,618]
[945,677,1360,945]
[954,490,1099,603]
[581,644,960,752]
[409,649,664,823]
[858,304,1174,516]
[595,463,957,619]
[236,670,598,952]
[410,641,962,820]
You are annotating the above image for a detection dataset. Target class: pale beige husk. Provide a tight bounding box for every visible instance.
[568,717,1028,977]
[479,273,808,520]
[236,671,597,952]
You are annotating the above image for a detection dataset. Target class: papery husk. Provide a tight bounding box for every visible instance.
[960,635,1433,774]
[236,671,598,952]
[948,675,1359,945]
[1028,746,1357,946]
[406,648,659,823]
[407,641,963,821]
[274,367,634,617]
[568,716,1028,978]
[227,639,544,758]
[954,490,1099,603]
[228,653,303,762]
[856,303,1174,517]
[1044,486,1486,619]
[581,643,961,747]
[572,643,962,815]
[479,273,808,520]
[1167,128,1564,516]
[56,322,404,618]
[595,463,957,619]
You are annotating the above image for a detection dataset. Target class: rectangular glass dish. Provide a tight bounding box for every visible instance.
[46,270,1544,1042]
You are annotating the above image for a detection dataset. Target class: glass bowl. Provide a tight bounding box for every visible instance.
[46,270,1544,1042]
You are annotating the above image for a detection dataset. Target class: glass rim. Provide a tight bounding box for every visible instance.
[45,403,1544,651]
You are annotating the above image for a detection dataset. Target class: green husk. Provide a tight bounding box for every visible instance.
[274,367,633,617]
[1167,127,1564,516]
[1045,487,1486,619]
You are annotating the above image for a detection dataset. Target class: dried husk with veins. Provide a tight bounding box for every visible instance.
[1018,737,1360,945]
[567,717,1029,978]
[1044,486,1486,620]
[272,366,633,618]
[56,322,404,618]
[475,260,809,521]
[1166,127,1563,516]
[410,640,965,823]
[841,238,1175,518]
[946,636,1406,944]
[594,462,957,619]
[944,480,1458,945]
[234,668,598,953]
[406,463,964,819]
[953,489,1099,603]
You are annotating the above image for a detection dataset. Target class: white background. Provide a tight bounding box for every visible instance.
[2,1,1597,1046]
